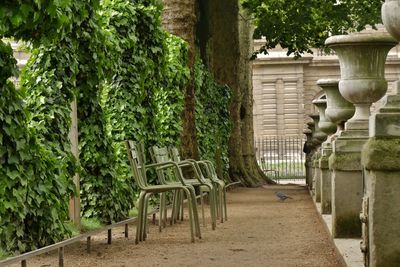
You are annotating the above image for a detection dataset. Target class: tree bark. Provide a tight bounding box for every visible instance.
[199,0,274,186]
[162,0,275,185]
[161,0,199,160]
[238,9,273,184]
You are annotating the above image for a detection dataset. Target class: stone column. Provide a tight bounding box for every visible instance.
[303,128,314,187]
[362,84,400,266]
[312,99,336,203]
[317,79,354,214]
[359,2,400,265]
[309,114,327,196]
[325,33,397,238]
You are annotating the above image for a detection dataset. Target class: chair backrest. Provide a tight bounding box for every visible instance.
[152,145,181,182]
[125,141,148,189]
[152,146,171,163]
[169,147,181,162]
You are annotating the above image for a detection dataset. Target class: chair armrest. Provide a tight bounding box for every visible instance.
[145,161,188,186]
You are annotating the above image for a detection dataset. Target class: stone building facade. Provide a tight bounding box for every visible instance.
[252,39,400,139]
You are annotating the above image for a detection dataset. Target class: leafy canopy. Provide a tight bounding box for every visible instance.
[242,0,384,57]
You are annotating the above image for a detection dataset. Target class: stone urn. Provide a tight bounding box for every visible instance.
[317,79,355,133]
[312,99,337,136]
[382,0,400,41]
[309,114,327,144]
[325,33,397,129]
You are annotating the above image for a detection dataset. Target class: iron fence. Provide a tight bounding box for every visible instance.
[255,135,306,183]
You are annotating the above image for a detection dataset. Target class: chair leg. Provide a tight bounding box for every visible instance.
[200,187,206,227]
[219,186,224,223]
[142,193,151,241]
[215,185,221,221]
[136,191,146,244]
[170,190,177,225]
[180,191,184,221]
[187,186,201,239]
[162,194,168,228]
[182,187,195,243]
[223,187,228,221]
[208,184,217,230]
[159,193,165,232]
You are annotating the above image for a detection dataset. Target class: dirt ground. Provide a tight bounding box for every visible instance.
[7,185,344,267]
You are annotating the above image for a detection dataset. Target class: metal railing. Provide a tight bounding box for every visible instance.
[0,214,150,267]
[0,189,219,267]
[255,135,306,183]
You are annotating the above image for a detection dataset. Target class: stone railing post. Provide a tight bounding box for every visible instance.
[312,99,336,203]
[317,79,354,214]
[309,114,327,196]
[325,32,397,238]
[359,1,400,265]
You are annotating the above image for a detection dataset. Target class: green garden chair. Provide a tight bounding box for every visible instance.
[125,141,201,244]
[169,147,228,223]
[151,145,217,230]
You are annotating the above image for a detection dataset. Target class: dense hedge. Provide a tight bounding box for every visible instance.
[195,59,231,179]
[0,0,230,255]
[0,41,74,254]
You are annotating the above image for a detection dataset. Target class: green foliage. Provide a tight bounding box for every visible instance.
[195,59,231,179]
[0,0,221,255]
[242,0,384,57]
[1,40,73,253]
[104,0,166,144]
[153,34,189,146]
[80,217,104,232]
[0,0,99,45]
[99,0,188,208]
[0,247,8,260]
[22,43,77,179]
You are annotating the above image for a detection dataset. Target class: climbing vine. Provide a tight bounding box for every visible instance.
[195,59,231,179]
[0,40,74,253]
[0,0,228,256]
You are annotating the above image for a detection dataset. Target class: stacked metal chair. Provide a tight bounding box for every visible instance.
[125,141,201,244]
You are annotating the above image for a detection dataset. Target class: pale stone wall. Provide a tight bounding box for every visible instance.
[252,41,400,138]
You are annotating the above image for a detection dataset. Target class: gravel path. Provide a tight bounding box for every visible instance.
[8,184,344,267]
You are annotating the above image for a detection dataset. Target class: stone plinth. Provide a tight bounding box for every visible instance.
[361,79,400,265]
[329,133,367,238]
[362,139,400,266]
[317,79,354,215]
[319,146,332,214]
[325,32,396,239]
[313,149,321,202]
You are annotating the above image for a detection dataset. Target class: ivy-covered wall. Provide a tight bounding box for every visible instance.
[0,0,231,256]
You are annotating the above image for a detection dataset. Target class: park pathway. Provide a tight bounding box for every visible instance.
[12,185,344,267]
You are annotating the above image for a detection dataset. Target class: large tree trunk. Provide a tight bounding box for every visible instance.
[162,0,274,185]
[161,0,199,160]
[199,0,274,186]
[238,9,273,184]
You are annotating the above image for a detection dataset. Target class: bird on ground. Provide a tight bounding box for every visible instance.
[275,191,293,201]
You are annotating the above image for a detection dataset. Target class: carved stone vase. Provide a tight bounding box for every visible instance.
[312,99,337,137]
[325,33,397,130]
[358,1,400,266]
[324,32,397,238]
[311,99,336,203]
[317,79,355,135]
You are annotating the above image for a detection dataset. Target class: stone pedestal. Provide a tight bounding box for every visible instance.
[312,149,321,202]
[308,115,326,192]
[330,133,367,237]
[362,169,400,266]
[325,32,396,238]
[319,144,332,214]
[305,154,314,187]
[360,82,400,266]
[316,79,354,215]
[303,128,315,188]
[312,99,335,203]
